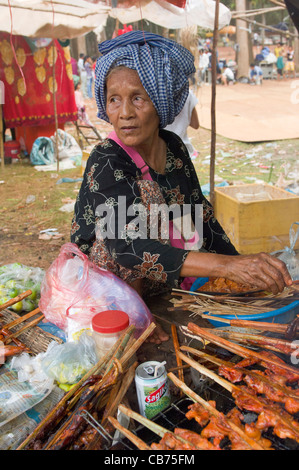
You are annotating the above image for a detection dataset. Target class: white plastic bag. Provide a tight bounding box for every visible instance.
[272,222,299,281]
[41,333,98,385]
[51,129,82,163]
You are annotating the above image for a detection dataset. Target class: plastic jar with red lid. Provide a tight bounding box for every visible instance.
[91,310,129,358]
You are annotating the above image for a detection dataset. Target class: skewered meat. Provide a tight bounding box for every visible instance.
[285,316,299,340]
[243,372,299,415]
[255,410,299,442]
[174,428,220,450]
[156,432,198,450]
[260,352,299,383]
[233,387,299,443]
[219,363,299,415]
[151,441,171,450]
[226,408,273,449]
[200,414,252,450]
[234,352,299,384]
[219,364,243,383]
[185,402,216,427]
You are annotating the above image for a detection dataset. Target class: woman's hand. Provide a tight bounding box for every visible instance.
[181,251,292,295]
[223,252,292,294]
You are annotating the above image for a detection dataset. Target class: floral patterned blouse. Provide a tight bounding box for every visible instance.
[71,129,238,295]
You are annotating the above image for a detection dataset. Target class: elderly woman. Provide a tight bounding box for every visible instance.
[71,32,291,342]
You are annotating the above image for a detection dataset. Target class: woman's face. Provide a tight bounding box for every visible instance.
[106,67,160,149]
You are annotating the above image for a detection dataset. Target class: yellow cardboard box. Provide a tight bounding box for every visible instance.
[214,183,299,254]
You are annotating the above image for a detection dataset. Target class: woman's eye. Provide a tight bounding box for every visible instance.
[133,96,144,104]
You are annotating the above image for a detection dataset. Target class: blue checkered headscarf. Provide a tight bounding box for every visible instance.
[94,31,196,128]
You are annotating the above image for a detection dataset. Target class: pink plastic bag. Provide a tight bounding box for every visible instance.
[39,243,153,337]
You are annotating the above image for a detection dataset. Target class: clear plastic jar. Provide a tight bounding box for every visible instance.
[91,310,129,358]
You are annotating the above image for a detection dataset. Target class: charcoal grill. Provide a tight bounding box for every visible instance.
[80,332,299,451]
[81,381,299,451]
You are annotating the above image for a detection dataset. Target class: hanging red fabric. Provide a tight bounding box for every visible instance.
[0,33,77,129]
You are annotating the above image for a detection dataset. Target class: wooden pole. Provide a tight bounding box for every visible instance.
[52,41,59,172]
[210,0,219,207]
[0,103,4,171]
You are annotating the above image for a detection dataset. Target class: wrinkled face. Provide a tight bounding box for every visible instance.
[106,67,160,149]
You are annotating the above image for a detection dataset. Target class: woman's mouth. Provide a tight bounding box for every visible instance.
[121,126,137,130]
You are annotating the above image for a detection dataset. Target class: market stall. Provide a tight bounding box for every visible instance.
[0,251,299,451]
[1,0,299,455]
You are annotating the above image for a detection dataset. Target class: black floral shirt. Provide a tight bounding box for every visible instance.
[71,130,238,291]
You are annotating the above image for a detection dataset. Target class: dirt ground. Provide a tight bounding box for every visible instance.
[0,80,299,272]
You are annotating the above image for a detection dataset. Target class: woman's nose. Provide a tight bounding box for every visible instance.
[119,98,134,119]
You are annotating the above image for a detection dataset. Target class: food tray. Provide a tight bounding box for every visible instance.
[190,278,299,327]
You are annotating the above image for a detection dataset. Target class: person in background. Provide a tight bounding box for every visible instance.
[71,31,292,344]
[84,56,94,99]
[284,45,296,78]
[276,48,285,80]
[249,63,263,85]
[71,56,78,76]
[74,82,93,127]
[77,52,84,72]
[220,65,234,85]
[165,89,199,160]
[198,49,209,85]
[78,53,87,98]
[253,32,260,47]
[274,42,284,58]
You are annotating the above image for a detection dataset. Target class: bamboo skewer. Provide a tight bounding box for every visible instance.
[108,416,151,450]
[179,350,233,392]
[101,361,138,425]
[168,372,266,450]
[171,324,184,394]
[0,290,32,312]
[1,307,41,330]
[18,323,155,450]
[120,322,156,369]
[203,328,295,355]
[17,326,136,450]
[187,322,299,377]
[3,314,44,344]
[117,404,207,450]
[44,360,124,450]
[206,316,299,335]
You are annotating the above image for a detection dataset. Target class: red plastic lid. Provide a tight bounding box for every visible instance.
[92,310,129,334]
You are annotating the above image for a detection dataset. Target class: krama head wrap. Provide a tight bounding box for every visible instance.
[94,31,196,128]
